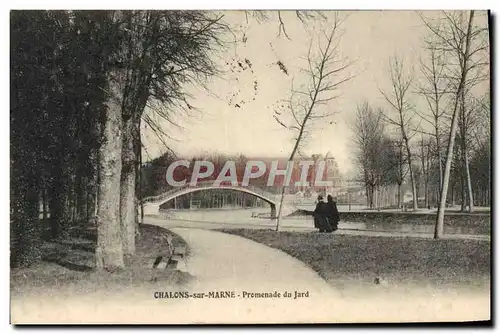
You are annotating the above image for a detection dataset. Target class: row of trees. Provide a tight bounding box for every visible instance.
[11,10,226,269]
[352,10,490,238]
[353,99,489,211]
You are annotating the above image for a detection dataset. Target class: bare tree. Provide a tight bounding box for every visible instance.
[379,56,419,210]
[421,10,478,238]
[449,15,488,213]
[351,102,397,209]
[416,38,449,194]
[272,13,354,231]
[243,10,326,40]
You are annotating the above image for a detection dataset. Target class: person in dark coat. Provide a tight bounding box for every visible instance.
[326,195,340,231]
[313,195,333,233]
[313,195,324,230]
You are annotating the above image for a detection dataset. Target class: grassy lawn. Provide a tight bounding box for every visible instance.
[218,228,491,294]
[11,224,191,298]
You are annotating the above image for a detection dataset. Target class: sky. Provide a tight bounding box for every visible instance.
[141,10,489,177]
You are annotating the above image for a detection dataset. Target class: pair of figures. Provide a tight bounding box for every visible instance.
[313,195,340,233]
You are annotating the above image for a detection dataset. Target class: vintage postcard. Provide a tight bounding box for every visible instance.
[10,9,491,324]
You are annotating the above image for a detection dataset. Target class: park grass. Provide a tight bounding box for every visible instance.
[11,224,192,299]
[217,228,491,295]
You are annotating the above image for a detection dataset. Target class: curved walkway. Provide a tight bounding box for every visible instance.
[156,226,341,323]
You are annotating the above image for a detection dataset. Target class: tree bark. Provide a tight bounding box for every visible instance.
[120,117,137,255]
[96,76,125,270]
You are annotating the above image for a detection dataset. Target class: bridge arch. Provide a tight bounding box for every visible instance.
[142,182,278,218]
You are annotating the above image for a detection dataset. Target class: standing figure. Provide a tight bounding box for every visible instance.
[313,195,333,233]
[326,195,340,231]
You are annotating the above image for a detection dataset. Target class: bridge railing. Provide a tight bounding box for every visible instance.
[141,181,280,204]
[141,181,367,206]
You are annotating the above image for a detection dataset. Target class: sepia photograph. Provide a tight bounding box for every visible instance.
[9,9,492,324]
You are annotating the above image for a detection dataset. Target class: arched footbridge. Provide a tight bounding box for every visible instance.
[141,181,298,219]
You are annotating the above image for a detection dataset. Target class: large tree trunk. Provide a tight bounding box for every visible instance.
[120,117,137,256]
[435,10,475,239]
[96,77,125,270]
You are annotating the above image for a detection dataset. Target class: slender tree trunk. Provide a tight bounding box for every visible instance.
[421,140,429,208]
[96,76,125,270]
[276,132,304,230]
[398,142,403,209]
[435,10,475,239]
[397,183,402,209]
[450,181,455,206]
[464,150,474,212]
[460,162,466,212]
[369,185,374,209]
[434,114,443,194]
[42,187,48,221]
[76,174,87,229]
[49,174,71,240]
[405,145,418,211]
[424,177,429,208]
[459,86,475,213]
[425,144,431,208]
[137,132,144,225]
